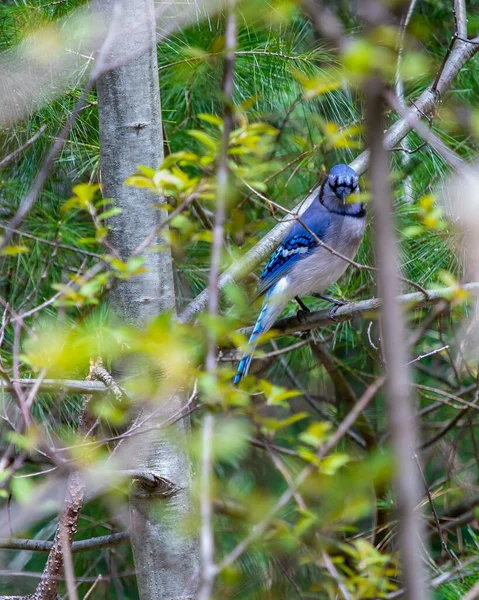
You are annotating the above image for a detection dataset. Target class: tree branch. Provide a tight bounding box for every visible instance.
[384,90,466,171]
[0,532,129,554]
[242,282,479,338]
[0,378,111,394]
[200,3,236,596]
[453,0,467,38]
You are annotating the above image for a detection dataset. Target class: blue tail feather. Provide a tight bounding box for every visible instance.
[233,303,268,385]
[234,286,287,385]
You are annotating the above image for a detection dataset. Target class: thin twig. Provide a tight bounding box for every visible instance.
[157,49,317,72]
[0,125,47,169]
[0,225,102,259]
[414,453,455,563]
[384,89,466,171]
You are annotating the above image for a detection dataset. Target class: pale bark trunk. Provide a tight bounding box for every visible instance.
[95,1,198,598]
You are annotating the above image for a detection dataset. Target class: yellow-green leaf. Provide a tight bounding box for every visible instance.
[198,113,224,127]
[1,244,29,256]
[124,175,156,189]
[188,129,218,152]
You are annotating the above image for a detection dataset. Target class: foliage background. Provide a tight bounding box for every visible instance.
[1,0,479,598]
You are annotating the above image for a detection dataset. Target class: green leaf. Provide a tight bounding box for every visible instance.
[320,452,350,475]
[0,244,29,256]
[259,380,301,405]
[71,183,100,203]
[298,422,332,448]
[403,225,424,238]
[98,207,123,220]
[188,129,218,152]
[136,165,156,178]
[161,151,199,169]
[198,113,224,126]
[258,412,308,432]
[124,175,156,189]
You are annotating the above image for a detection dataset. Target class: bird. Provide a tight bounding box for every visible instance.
[234,163,366,385]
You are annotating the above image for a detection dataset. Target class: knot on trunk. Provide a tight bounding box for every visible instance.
[131,471,180,498]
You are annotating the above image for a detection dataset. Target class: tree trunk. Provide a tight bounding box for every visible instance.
[95,1,198,598]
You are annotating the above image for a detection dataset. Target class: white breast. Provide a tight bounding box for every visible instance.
[285,214,366,298]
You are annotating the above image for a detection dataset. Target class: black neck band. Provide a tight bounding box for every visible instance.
[317,183,366,218]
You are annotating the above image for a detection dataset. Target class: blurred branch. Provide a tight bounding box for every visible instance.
[366,76,426,600]
[300,0,348,53]
[0,0,221,127]
[205,1,236,374]
[0,532,129,553]
[0,126,47,169]
[199,414,215,599]
[384,90,466,171]
[179,36,479,323]
[460,582,479,600]
[200,4,236,596]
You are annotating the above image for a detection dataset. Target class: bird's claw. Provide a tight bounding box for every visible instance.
[328,300,347,322]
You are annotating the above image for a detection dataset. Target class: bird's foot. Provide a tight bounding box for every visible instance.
[328,300,348,322]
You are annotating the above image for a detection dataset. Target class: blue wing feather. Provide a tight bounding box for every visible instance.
[254,202,331,298]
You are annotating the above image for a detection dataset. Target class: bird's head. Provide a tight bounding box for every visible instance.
[326,164,359,203]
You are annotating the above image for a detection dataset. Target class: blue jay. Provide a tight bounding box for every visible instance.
[234,164,365,385]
